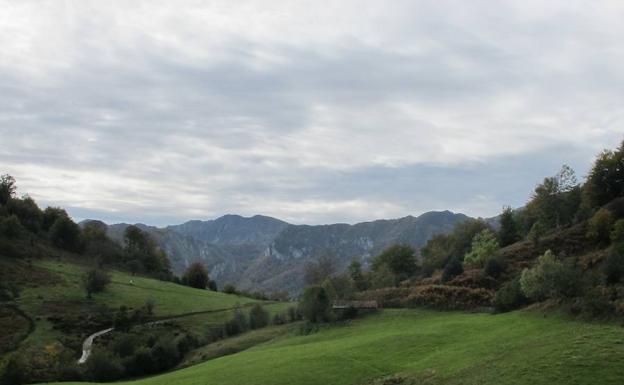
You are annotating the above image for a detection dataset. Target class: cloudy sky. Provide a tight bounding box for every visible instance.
[1,1,623,226]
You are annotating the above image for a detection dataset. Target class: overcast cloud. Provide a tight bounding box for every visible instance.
[1,0,623,225]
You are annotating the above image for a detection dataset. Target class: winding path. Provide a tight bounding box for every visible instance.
[78,327,114,364]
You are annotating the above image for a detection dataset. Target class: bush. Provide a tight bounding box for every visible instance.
[528,220,547,245]
[86,350,124,382]
[484,257,507,278]
[586,208,615,244]
[225,307,248,336]
[123,347,153,377]
[404,285,493,310]
[441,257,463,283]
[83,269,111,299]
[610,219,624,243]
[0,215,24,239]
[2,354,28,385]
[182,262,209,289]
[49,216,82,251]
[520,250,581,301]
[248,304,270,329]
[604,243,624,284]
[299,286,332,323]
[223,284,237,294]
[494,277,528,312]
[151,337,180,371]
[464,229,500,267]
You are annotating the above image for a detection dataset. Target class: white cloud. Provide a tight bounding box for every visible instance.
[1,0,623,225]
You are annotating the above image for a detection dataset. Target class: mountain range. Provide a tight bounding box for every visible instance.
[103,211,472,294]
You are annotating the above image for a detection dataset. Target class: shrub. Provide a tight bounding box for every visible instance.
[86,350,124,382]
[610,219,624,243]
[372,245,418,281]
[0,215,24,239]
[49,216,81,251]
[493,277,528,312]
[404,285,493,310]
[586,208,615,244]
[83,269,111,299]
[222,284,237,294]
[182,262,209,289]
[604,243,624,284]
[151,337,180,371]
[123,347,153,377]
[464,229,500,267]
[113,335,136,358]
[299,286,332,323]
[520,250,581,300]
[484,257,507,278]
[528,220,547,245]
[441,257,463,283]
[225,307,248,336]
[2,353,28,385]
[248,304,270,329]
[286,306,302,322]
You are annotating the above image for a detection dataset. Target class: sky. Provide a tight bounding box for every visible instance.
[1,0,623,226]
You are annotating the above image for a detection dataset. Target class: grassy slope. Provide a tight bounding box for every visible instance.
[55,309,624,385]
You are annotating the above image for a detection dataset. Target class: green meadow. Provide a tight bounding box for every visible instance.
[52,309,624,385]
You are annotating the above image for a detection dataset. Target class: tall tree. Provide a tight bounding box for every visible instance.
[372,244,418,282]
[183,262,209,289]
[0,174,16,206]
[498,206,519,247]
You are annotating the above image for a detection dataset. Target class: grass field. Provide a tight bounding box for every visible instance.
[53,309,624,385]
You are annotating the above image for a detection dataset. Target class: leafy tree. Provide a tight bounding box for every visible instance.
[299,286,331,323]
[304,254,336,286]
[493,277,527,312]
[83,269,111,299]
[151,337,180,371]
[371,264,397,288]
[528,220,547,245]
[183,262,209,289]
[322,275,355,300]
[372,244,418,282]
[248,304,270,329]
[348,258,368,291]
[464,229,500,267]
[0,174,16,206]
[519,250,580,300]
[123,225,171,276]
[42,207,68,232]
[498,206,519,247]
[586,208,615,244]
[484,257,507,278]
[207,279,218,291]
[0,215,24,239]
[50,215,82,251]
[225,306,248,335]
[604,243,624,285]
[583,141,624,208]
[611,219,624,243]
[6,196,42,232]
[223,284,238,294]
[441,256,463,282]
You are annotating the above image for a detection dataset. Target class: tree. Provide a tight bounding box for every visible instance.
[6,196,42,232]
[584,142,624,208]
[183,262,209,289]
[519,250,580,300]
[299,286,331,323]
[528,220,547,245]
[605,243,624,285]
[586,208,615,244]
[248,304,270,329]
[372,244,418,282]
[304,254,336,286]
[498,206,519,247]
[50,216,82,251]
[348,258,368,291]
[42,207,69,231]
[493,277,527,312]
[86,350,123,382]
[223,284,238,294]
[0,174,16,206]
[611,219,624,243]
[0,215,24,239]
[225,306,248,335]
[441,256,463,282]
[464,229,500,267]
[83,269,111,299]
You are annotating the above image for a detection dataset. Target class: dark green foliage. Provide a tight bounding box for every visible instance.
[520,250,581,301]
[441,257,463,283]
[83,269,111,299]
[610,219,624,243]
[114,335,137,358]
[493,277,527,312]
[182,262,209,289]
[421,219,489,273]
[1,353,27,385]
[299,286,332,323]
[86,350,124,382]
[528,220,547,245]
[0,215,24,239]
[248,304,270,329]
[6,196,42,233]
[123,347,153,377]
[0,174,16,206]
[151,337,180,371]
[484,257,507,278]
[123,225,171,277]
[223,284,238,294]
[498,206,519,247]
[583,142,624,208]
[372,244,418,282]
[604,243,624,284]
[349,258,369,291]
[41,207,68,232]
[287,306,302,322]
[50,216,82,251]
[207,279,218,291]
[586,208,615,244]
[225,307,248,335]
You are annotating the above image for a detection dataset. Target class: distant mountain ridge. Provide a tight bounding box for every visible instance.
[102,211,472,294]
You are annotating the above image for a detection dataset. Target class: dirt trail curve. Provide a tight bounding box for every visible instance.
[78,327,114,364]
[77,302,271,364]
